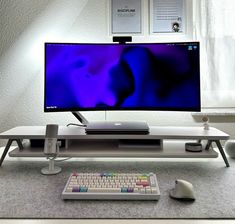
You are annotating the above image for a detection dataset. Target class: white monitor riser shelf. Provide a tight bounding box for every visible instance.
[0,126,230,167]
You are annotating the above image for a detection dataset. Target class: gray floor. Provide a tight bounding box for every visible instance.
[0,158,235,219]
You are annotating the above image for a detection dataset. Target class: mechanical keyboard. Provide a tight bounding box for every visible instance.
[62,172,160,200]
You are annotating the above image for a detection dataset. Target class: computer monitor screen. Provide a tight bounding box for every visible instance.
[45,42,200,112]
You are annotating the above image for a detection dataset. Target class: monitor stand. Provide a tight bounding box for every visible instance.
[72,111,89,125]
[71,112,149,135]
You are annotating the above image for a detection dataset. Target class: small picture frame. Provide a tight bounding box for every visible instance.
[111,0,142,34]
[149,0,185,34]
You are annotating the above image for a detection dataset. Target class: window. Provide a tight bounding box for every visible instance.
[193,0,235,109]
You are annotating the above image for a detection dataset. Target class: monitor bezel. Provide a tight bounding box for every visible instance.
[44,42,201,112]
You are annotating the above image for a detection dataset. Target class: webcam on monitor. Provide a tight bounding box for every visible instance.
[113,36,132,44]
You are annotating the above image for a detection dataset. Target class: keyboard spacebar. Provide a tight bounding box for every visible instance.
[87,188,121,193]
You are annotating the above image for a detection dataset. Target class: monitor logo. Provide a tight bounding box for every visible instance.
[114,123,122,126]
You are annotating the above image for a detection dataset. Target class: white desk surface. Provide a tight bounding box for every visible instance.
[0,126,230,140]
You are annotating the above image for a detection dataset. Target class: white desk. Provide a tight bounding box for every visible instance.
[0,126,230,167]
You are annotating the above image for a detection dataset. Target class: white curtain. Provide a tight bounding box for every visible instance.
[193,0,235,108]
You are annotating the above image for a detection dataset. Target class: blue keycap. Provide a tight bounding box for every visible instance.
[121,187,128,193]
[79,187,88,192]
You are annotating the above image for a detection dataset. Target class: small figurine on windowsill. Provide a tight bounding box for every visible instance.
[202,115,209,130]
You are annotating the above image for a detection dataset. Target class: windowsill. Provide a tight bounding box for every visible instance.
[192,108,235,116]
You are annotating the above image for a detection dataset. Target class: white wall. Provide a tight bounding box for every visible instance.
[0,0,234,144]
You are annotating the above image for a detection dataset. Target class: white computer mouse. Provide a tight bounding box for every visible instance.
[170,179,195,201]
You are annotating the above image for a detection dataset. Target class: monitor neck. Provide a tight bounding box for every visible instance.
[72,111,89,125]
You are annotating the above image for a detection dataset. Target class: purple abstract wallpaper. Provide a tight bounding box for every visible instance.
[45,43,200,111]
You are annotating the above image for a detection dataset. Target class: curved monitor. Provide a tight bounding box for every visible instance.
[44,42,200,112]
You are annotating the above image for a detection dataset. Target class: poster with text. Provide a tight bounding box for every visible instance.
[151,0,184,33]
[111,0,142,34]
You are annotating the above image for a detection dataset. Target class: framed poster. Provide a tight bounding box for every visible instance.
[150,0,185,33]
[111,0,142,34]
